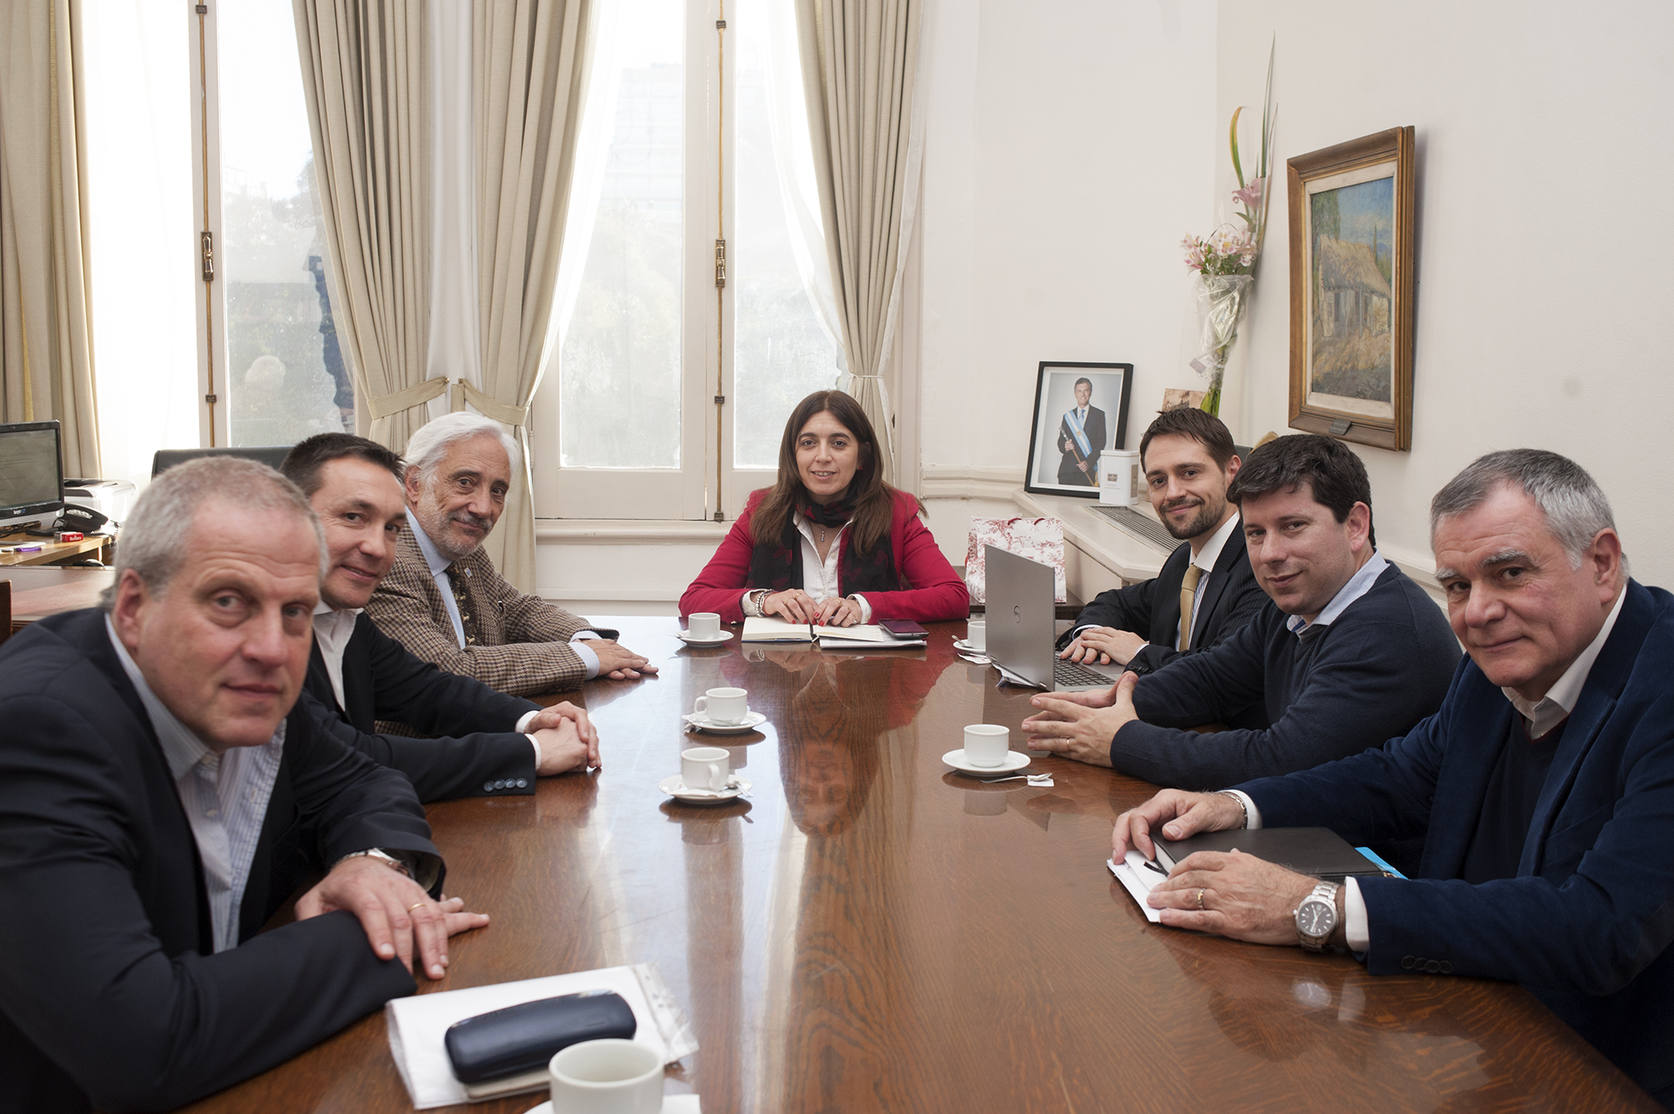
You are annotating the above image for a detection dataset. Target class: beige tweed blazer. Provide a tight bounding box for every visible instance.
[365,527,609,696]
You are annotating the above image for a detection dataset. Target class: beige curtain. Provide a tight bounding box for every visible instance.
[293,0,434,453]
[0,0,99,475]
[469,0,590,589]
[795,0,923,484]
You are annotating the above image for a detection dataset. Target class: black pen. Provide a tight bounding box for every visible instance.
[1142,857,1167,876]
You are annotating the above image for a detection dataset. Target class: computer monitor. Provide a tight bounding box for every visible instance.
[0,420,64,534]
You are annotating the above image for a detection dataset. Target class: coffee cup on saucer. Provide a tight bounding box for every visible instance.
[548,1037,663,1114]
[965,619,986,652]
[962,723,1009,768]
[692,686,748,725]
[687,612,722,640]
[681,746,731,792]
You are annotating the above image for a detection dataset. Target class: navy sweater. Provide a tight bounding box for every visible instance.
[1112,563,1460,788]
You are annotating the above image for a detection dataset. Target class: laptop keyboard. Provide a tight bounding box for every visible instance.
[1053,657,1119,688]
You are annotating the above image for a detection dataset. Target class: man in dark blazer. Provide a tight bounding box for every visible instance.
[1114,450,1674,1105]
[281,434,600,802]
[1058,408,1266,677]
[0,458,486,1113]
[1055,376,1107,486]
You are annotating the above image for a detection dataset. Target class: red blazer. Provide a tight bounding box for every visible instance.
[680,489,970,622]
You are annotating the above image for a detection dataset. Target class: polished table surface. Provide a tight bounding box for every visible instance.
[181,617,1654,1113]
[3,565,114,633]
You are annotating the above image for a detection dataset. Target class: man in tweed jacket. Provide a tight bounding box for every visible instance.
[365,413,656,697]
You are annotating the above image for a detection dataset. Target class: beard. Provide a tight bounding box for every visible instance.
[1160,497,1225,541]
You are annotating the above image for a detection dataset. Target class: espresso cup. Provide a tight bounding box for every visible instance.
[681,745,730,792]
[687,612,722,640]
[548,1038,663,1114]
[965,619,987,651]
[692,686,748,725]
[963,723,1010,768]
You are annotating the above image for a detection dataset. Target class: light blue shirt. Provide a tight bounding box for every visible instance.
[106,617,283,953]
[1284,551,1389,638]
[405,509,601,677]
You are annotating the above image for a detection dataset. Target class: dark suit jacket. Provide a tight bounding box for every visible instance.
[305,612,542,801]
[0,609,439,1113]
[1060,523,1266,677]
[1241,580,1674,1105]
[1056,405,1107,486]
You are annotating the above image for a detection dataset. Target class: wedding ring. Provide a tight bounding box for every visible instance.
[1195,888,1206,911]
[407,901,427,913]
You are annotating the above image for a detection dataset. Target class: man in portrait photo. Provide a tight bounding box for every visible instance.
[1056,376,1107,487]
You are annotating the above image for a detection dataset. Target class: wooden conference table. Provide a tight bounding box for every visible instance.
[183,618,1654,1113]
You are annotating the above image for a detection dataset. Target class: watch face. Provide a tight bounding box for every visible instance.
[1297,898,1335,936]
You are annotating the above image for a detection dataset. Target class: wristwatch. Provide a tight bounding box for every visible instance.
[340,847,414,879]
[1294,881,1339,952]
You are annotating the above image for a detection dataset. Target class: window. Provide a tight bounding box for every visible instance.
[84,1,347,486]
[534,0,842,521]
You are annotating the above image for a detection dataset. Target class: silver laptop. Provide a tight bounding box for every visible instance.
[984,545,1125,692]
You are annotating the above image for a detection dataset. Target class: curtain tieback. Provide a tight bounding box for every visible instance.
[458,382,531,428]
[363,376,450,421]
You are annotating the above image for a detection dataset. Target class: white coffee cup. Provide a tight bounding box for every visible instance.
[548,1038,663,1114]
[692,686,748,725]
[687,612,722,639]
[681,745,730,792]
[963,723,1010,767]
[966,619,987,651]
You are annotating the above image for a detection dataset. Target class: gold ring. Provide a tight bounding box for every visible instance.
[407,901,426,912]
[1195,888,1206,911]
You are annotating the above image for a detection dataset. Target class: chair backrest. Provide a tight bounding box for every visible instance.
[150,445,294,477]
[1,580,12,646]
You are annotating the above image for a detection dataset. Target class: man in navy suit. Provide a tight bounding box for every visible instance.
[0,458,487,1112]
[1057,408,1266,677]
[1114,449,1674,1105]
[1055,376,1107,486]
[281,433,600,802]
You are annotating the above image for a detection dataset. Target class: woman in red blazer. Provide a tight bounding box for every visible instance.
[680,390,968,625]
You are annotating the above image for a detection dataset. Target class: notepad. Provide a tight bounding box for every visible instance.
[1154,827,1399,882]
[741,617,910,645]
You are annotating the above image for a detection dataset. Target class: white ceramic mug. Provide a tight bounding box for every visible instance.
[687,612,722,640]
[681,745,731,792]
[692,686,748,725]
[963,723,1010,768]
[548,1038,663,1114]
[966,619,987,651]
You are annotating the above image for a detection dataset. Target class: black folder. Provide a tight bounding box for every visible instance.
[1154,826,1396,883]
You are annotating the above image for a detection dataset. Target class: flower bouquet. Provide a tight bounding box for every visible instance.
[1183,43,1276,417]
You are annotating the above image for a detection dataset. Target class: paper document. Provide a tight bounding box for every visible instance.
[742,617,908,645]
[1108,851,1167,924]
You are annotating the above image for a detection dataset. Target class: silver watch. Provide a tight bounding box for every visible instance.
[340,847,413,879]
[1294,881,1339,952]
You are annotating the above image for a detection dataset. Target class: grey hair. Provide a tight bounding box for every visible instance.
[103,457,325,609]
[1430,449,1615,567]
[403,412,520,481]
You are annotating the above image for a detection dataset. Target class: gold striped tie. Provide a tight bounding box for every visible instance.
[1177,565,1203,652]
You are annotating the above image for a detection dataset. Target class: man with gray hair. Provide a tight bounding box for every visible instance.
[1110,449,1674,1105]
[0,458,486,1112]
[367,411,655,696]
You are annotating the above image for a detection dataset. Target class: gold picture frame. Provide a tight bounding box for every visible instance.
[1286,126,1415,451]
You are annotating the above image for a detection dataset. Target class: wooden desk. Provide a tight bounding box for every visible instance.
[180,618,1654,1112]
[4,566,114,633]
[0,528,112,567]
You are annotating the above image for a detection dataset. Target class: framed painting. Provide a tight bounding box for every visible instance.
[1286,126,1415,451]
[1024,361,1133,498]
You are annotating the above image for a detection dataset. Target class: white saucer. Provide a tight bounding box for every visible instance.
[682,710,767,734]
[677,629,734,646]
[659,773,751,803]
[953,639,988,654]
[941,748,1031,776]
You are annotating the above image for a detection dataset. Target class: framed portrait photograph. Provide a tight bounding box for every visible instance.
[1286,126,1416,451]
[1024,361,1133,498]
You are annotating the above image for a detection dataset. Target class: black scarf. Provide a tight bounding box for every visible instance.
[747,496,901,595]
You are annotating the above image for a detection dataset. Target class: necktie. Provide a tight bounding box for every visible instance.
[1177,565,1203,651]
[446,562,481,646]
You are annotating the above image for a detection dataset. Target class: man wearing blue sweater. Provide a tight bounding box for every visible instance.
[1023,434,1459,788]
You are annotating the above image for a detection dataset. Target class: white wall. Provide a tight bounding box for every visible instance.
[919,0,1220,481]
[1218,0,1674,580]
